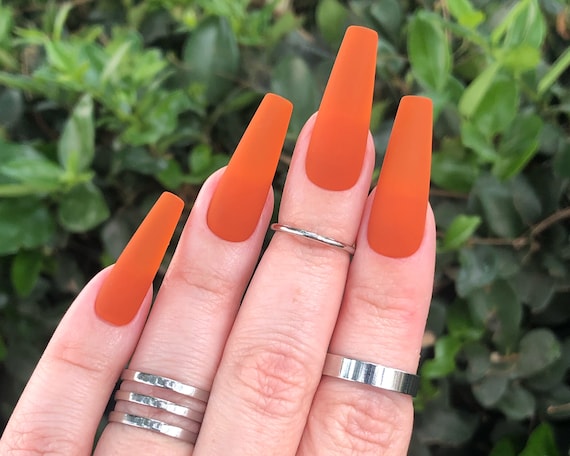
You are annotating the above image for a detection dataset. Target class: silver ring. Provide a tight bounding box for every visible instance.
[270,223,355,255]
[115,391,205,422]
[121,369,210,402]
[108,412,198,444]
[322,353,420,397]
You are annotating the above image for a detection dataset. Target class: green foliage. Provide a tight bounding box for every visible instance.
[0,0,569,453]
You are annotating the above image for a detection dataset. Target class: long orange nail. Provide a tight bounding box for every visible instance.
[305,26,377,191]
[367,96,433,258]
[207,93,292,242]
[95,192,184,325]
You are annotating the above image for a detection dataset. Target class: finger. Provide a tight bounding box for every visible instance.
[195,26,378,456]
[0,193,183,455]
[94,94,292,455]
[297,96,435,455]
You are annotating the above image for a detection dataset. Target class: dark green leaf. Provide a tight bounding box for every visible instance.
[0,336,6,362]
[368,0,403,43]
[0,88,23,129]
[510,269,556,313]
[182,16,240,105]
[441,214,481,251]
[58,182,110,232]
[496,383,536,420]
[520,423,560,456]
[461,122,497,162]
[456,246,499,297]
[157,159,185,190]
[0,198,55,255]
[58,94,95,174]
[472,374,508,407]
[271,55,320,136]
[10,250,43,297]
[416,403,478,446]
[553,142,570,178]
[431,139,479,192]
[489,438,517,456]
[407,12,451,92]
[471,173,525,238]
[464,342,491,382]
[447,301,485,341]
[516,328,562,378]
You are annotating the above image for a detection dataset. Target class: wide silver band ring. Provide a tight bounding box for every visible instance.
[108,412,198,443]
[270,223,355,255]
[322,353,420,397]
[121,369,210,402]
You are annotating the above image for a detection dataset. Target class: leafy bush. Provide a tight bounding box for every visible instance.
[1,0,569,454]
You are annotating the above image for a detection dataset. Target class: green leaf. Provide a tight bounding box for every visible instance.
[0,198,55,255]
[516,329,562,378]
[0,336,6,362]
[471,174,525,238]
[461,122,497,162]
[58,94,95,174]
[456,246,499,297]
[368,0,403,43]
[431,139,479,192]
[182,16,240,105]
[0,157,64,189]
[422,335,463,378]
[415,403,478,446]
[10,250,43,297]
[459,62,500,119]
[157,159,185,190]
[499,44,541,73]
[407,12,451,92]
[496,383,536,420]
[490,438,516,456]
[315,0,348,47]
[493,114,543,180]
[447,301,485,342]
[538,46,570,96]
[271,55,320,136]
[520,423,560,456]
[492,0,546,49]
[469,74,519,139]
[0,88,23,129]
[447,0,485,29]
[467,280,522,352]
[472,374,508,407]
[58,182,110,232]
[441,214,481,251]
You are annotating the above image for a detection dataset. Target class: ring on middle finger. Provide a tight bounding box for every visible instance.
[270,223,356,255]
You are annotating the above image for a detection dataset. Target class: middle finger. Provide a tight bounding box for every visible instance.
[196,26,377,455]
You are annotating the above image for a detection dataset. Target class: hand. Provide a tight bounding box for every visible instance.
[0,26,435,456]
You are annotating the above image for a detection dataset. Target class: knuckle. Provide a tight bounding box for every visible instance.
[46,337,108,377]
[231,336,315,420]
[323,388,413,454]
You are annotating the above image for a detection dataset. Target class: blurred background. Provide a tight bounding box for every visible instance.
[0,0,569,454]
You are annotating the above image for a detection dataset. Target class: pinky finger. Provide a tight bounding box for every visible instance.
[0,192,183,455]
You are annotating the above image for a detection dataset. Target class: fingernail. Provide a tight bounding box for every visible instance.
[367,96,433,258]
[305,26,377,191]
[95,192,184,325]
[207,93,292,242]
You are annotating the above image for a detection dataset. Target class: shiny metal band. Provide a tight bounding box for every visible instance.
[111,369,210,444]
[322,353,420,397]
[121,369,210,402]
[270,223,356,255]
[108,412,198,443]
[114,391,205,422]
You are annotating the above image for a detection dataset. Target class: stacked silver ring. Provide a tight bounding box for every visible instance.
[108,369,210,444]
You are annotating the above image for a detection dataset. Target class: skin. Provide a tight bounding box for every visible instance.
[0,113,435,456]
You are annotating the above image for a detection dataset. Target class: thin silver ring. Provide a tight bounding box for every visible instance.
[115,391,205,422]
[322,353,420,397]
[270,223,355,255]
[121,369,210,402]
[108,412,198,444]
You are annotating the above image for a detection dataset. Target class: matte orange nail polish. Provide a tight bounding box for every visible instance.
[207,93,292,242]
[95,192,184,325]
[305,26,377,191]
[367,96,433,258]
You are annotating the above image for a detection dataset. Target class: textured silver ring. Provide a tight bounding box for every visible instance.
[108,412,198,443]
[114,391,205,422]
[322,353,420,397]
[270,223,355,255]
[121,369,210,402]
